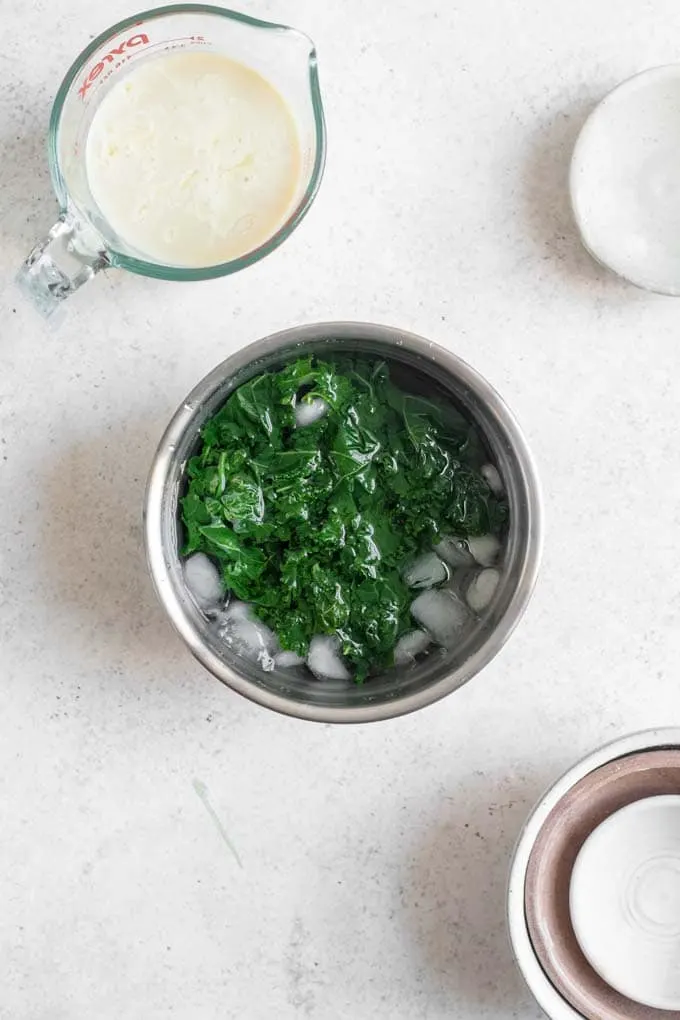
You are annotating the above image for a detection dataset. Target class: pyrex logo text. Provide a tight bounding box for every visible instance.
[78,34,149,99]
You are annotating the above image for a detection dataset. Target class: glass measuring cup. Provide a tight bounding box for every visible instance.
[19,4,326,316]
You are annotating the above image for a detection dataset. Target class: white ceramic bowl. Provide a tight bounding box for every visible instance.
[571,65,680,295]
[507,728,680,1020]
[570,795,680,1010]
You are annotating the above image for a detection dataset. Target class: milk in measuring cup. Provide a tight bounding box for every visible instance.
[85,51,301,267]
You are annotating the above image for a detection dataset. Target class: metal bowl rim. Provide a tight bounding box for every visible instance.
[145,320,543,723]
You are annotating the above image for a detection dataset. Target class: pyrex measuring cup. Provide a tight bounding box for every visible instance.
[19,4,326,316]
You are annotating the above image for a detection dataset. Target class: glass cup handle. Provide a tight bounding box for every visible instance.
[17,214,108,318]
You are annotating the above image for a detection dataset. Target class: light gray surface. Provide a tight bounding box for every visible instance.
[2,1,680,1018]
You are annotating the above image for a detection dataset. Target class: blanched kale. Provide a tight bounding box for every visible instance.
[181,356,507,679]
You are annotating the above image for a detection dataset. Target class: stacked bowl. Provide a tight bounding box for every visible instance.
[509,729,680,1020]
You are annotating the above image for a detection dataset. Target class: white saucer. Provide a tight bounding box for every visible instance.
[570,795,680,1010]
[571,64,680,295]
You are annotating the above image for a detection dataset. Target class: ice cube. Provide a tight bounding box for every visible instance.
[467,534,501,567]
[221,599,250,620]
[307,635,351,681]
[184,552,224,608]
[465,568,500,613]
[275,650,306,668]
[434,535,475,568]
[403,551,449,589]
[481,463,503,495]
[394,629,431,665]
[410,588,469,646]
[218,601,279,671]
[295,398,328,428]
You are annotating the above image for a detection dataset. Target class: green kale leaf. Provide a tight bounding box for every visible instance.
[180,355,508,679]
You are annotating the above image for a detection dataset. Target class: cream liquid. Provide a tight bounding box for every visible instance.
[85,51,301,267]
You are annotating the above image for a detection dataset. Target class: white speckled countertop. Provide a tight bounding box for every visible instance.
[3,1,680,1017]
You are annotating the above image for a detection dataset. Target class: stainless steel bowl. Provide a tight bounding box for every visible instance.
[144,322,543,723]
